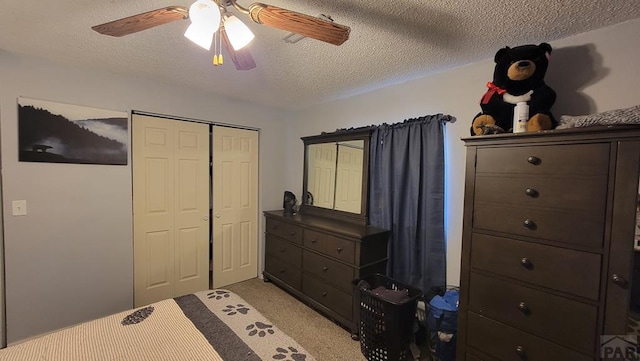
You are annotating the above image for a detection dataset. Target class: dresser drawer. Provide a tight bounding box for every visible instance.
[265,235,302,268]
[303,273,353,321]
[304,229,356,264]
[465,354,484,361]
[265,255,301,290]
[266,218,303,244]
[469,273,597,352]
[466,312,591,361]
[476,143,610,175]
[474,174,608,212]
[473,204,604,248]
[303,250,354,294]
[470,234,601,300]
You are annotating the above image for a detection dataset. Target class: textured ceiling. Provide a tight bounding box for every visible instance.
[1,1,639,111]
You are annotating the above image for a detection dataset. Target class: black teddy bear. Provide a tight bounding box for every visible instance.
[471,43,557,136]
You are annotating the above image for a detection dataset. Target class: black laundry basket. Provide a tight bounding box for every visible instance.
[353,274,423,361]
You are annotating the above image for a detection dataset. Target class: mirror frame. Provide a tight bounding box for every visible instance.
[300,129,371,225]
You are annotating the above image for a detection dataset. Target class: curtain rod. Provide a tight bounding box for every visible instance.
[132,110,260,132]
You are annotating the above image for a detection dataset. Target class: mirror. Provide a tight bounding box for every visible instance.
[307,140,364,213]
[301,129,370,224]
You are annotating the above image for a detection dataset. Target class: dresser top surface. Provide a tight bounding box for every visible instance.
[462,125,640,145]
[264,210,389,239]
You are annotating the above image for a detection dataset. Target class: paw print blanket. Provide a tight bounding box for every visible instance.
[0,289,314,361]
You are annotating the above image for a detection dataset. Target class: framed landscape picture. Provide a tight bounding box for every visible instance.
[18,97,128,165]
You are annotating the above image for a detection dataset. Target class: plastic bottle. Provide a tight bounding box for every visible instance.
[513,102,529,133]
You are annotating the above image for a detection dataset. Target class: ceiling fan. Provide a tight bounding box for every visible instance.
[92,0,351,70]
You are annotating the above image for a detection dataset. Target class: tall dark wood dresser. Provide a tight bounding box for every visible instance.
[263,210,389,336]
[457,126,640,361]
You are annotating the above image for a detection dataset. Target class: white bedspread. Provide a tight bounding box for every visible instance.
[0,289,314,361]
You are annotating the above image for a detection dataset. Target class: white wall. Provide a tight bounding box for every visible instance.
[0,50,287,344]
[283,18,640,287]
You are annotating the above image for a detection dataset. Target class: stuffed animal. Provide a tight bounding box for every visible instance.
[471,43,557,136]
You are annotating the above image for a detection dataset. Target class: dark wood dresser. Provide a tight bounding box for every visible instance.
[632,251,640,311]
[457,126,640,361]
[263,210,389,336]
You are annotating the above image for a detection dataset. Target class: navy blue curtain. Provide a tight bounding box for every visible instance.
[368,115,449,293]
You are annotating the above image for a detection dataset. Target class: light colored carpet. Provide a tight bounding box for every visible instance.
[226,278,366,361]
[226,278,433,361]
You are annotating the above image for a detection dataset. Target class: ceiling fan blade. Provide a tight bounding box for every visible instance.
[248,3,350,46]
[92,6,188,37]
[221,29,257,70]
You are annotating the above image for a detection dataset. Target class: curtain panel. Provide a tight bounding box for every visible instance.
[368,114,450,293]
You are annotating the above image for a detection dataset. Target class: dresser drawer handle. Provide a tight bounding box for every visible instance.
[311,238,318,243]
[337,247,343,253]
[322,267,329,272]
[321,292,327,297]
[612,273,628,287]
[524,188,538,197]
[527,156,541,165]
[279,269,286,274]
[515,345,527,358]
[521,258,533,269]
[279,248,286,253]
[289,231,297,236]
[523,219,536,229]
[518,302,530,314]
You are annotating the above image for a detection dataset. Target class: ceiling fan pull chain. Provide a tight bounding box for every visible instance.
[213,30,219,66]
[218,29,224,65]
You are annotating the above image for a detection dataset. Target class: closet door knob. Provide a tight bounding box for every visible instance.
[525,188,538,197]
[527,156,541,165]
[337,247,344,253]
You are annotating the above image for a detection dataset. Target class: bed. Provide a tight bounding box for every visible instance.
[0,289,314,361]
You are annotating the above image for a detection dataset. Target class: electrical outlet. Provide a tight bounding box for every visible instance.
[12,200,27,216]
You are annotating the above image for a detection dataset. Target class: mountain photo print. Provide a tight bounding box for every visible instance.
[18,97,128,165]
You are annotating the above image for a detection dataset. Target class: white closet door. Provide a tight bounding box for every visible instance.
[132,114,209,307]
[307,143,337,209]
[212,126,259,287]
[334,144,363,213]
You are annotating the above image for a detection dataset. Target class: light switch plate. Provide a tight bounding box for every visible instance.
[12,200,27,216]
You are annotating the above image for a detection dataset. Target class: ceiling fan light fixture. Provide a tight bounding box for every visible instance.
[224,15,255,50]
[188,0,221,31]
[184,23,215,50]
[184,0,221,50]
